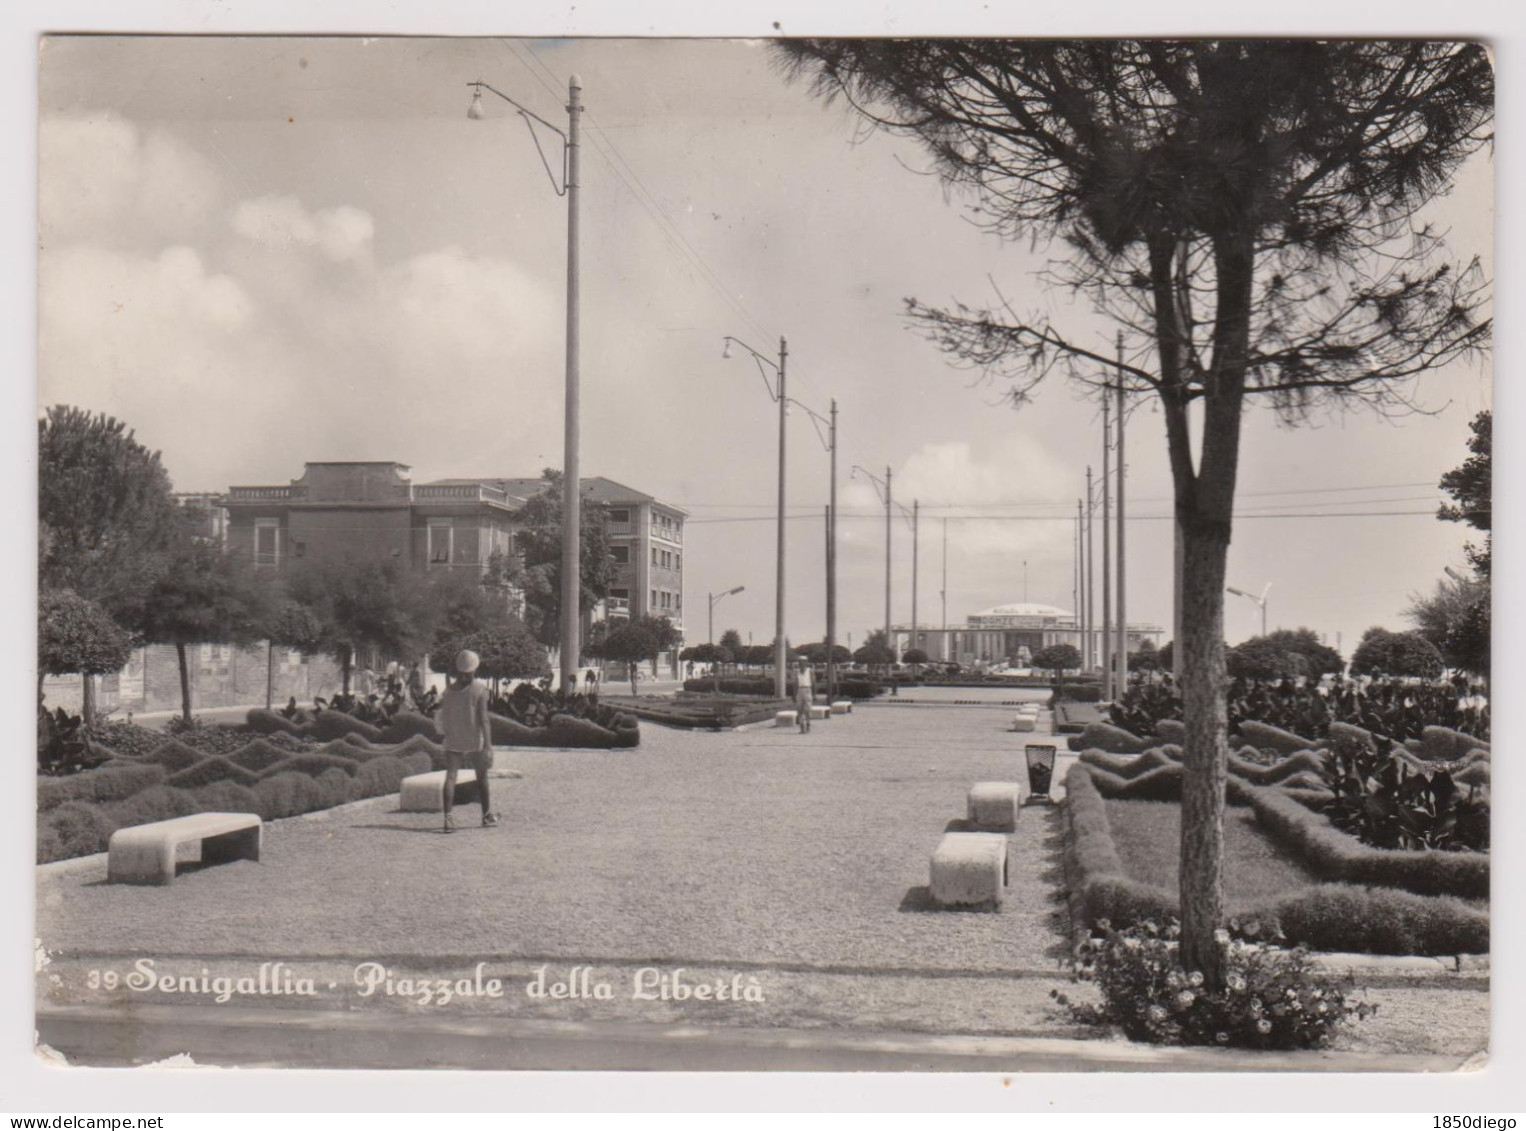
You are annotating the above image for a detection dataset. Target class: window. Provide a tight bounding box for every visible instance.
[675,553,681,572]
[611,545,629,564]
[650,589,657,608]
[652,546,660,566]
[253,520,281,568]
[428,520,453,567]
[609,508,630,524]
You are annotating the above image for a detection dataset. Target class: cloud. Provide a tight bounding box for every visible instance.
[231,195,375,262]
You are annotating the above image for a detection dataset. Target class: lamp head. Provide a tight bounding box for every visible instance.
[721,339,733,360]
[730,585,746,596]
[467,88,486,120]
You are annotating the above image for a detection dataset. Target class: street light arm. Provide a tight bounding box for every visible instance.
[722,335,783,402]
[468,81,569,196]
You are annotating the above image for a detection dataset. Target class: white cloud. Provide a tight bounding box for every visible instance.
[231,195,375,262]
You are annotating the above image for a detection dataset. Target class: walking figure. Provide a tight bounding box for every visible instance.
[438,649,497,833]
[795,660,814,733]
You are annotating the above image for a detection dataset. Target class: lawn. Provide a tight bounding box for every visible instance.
[1104,799,1321,909]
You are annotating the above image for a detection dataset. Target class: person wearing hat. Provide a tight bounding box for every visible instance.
[438,649,497,833]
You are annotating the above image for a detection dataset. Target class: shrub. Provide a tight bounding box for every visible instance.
[389,733,447,770]
[353,755,409,798]
[1154,719,1187,746]
[1093,763,1187,802]
[254,772,330,819]
[245,708,305,737]
[257,752,360,780]
[1320,728,1488,852]
[837,678,884,700]
[1067,722,1149,754]
[100,785,200,829]
[1277,786,1336,811]
[1237,721,1319,757]
[490,713,543,747]
[141,739,206,774]
[377,711,442,744]
[546,713,624,748]
[1079,748,1176,780]
[38,762,167,812]
[38,801,117,863]
[188,780,263,815]
[1058,681,1105,703]
[90,721,166,760]
[1227,749,1327,786]
[226,739,295,774]
[1267,885,1488,956]
[308,712,383,743]
[1054,918,1374,1049]
[1238,782,1488,899]
[1411,725,1489,763]
[316,767,355,806]
[397,750,433,776]
[1063,764,1177,928]
[342,732,379,749]
[166,757,262,790]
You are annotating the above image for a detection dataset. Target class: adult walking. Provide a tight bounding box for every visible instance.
[795,660,814,734]
[439,649,497,833]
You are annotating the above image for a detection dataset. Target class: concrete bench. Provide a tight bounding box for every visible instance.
[930,832,1009,909]
[400,769,483,813]
[1010,715,1037,732]
[967,781,1022,832]
[775,710,798,727]
[830,700,852,715]
[107,812,262,886]
[808,704,831,720]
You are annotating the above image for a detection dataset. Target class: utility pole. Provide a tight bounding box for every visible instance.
[1115,331,1128,696]
[884,466,893,659]
[559,76,583,692]
[826,398,838,701]
[1101,394,1113,699]
[911,499,919,657]
[1085,465,1094,674]
[1075,500,1083,662]
[941,517,949,662]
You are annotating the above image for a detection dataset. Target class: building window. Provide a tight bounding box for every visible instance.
[253,520,281,568]
[611,545,629,564]
[652,547,660,566]
[675,553,681,572]
[428,520,453,567]
[650,589,657,608]
[609,508,630,524]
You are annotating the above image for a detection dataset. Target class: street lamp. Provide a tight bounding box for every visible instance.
[467,75,584,694]
[722,334,790,699]
[1227,583,1271,637]
[708,585,745,646]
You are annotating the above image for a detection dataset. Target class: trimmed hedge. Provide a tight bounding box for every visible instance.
[546,712,638,749]
[166,757,262,790]
[38,762,167,812]
[227,739,297,773]
[257,752,360,780]
[141,739,206,774]
[188,780,263,815]
[1057,681,1104,703]
[1407,725,1490,763]
[489,713,543,747]
[245,708,305,737]
[38,801,117,863]
[254,772,332,820]
[1066,722,1149,754]
[1086,762,1188,801]
[1237,720,1320,756]
[100,785,200,830]
[1237,781,1488,900]
[1154,718,1187,746]
[1227,748,1327,785]
[308,711,383,743]
[377,711,442,744]
[1063,764,1177,928]
[681,677,799,697]
[1079,747,1177,780]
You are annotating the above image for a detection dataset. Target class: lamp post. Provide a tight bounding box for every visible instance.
[1227,583,1271,637]
[708,585,745,646]
[467,76,583,693]
[723,335,790,699]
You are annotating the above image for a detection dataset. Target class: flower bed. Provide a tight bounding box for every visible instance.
[1061,763,1488,956]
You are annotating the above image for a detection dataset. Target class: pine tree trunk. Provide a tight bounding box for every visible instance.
[176,642,192,724]
[341,646,352,696]
[81,674,97,729]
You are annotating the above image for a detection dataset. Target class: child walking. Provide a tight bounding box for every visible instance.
[438,649,497,833]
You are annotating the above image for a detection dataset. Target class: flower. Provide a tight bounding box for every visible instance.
[1147,1005,1169,1023]
[1123,937,1142,949]
[1244,920,1262,937]
[1256,1019,1273,1034]
[1216,1032,1229,1044]
[1188,971,1205,988]
[1250,997,1263,1012]
[1226,974,1246,992]
[1213,928,1230,946]
[1166,970,1184,990]
[1175,990,1195,1009]
[1285,988,1298,999]
[1316,1002,1327,1014]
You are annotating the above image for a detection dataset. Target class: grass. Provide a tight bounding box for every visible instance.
[1104,799,1320,909]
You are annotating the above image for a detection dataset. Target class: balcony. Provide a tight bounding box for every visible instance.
[227,486,293,502]
[413,483,510,505]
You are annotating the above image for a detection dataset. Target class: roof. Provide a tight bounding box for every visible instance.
[423,476,686,516]
[969,602,1075,619]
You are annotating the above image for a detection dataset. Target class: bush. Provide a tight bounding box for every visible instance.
[389,733,447,770]
[308,712,383,743]
[1237,721,1320,757]
[166,757,262,790]
[377,711,442,744]
[1267,885,1488,956]
[1154,719,1187,746]
[1062,764,1177,928]
[141,739,206,774]
[100,785,200,829]
[837,678,884,700]
[90,721,166,760]
[38,762,167,812]
[1227,749,1327,786]
[245,708,305,737]
[680,677,798,697]
[1067,722,1149,754]
[1079,748,1177,780]
[188,780,263,815]
[1089,762,1188,801]
[353,755,410,798]
[397,750,433,776]
[490,713,543,747]
[316,767,356,806]
[1058,681,1105,703]
[38,801,117,863]
[546,714,626,749]
[257,752,360,780]
[1410,725,1489,763]
[254,771,331,820]
[1238,782,1488,899]
[1054,918,1374,1049]
[226,739,296,774]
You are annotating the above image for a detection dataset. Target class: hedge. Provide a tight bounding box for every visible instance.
[37,801,118,863]
[100,785,200,830]
[188,780,263,815]
[1154,719,1187,745]
[1226,749,1327,785]
[1085,761,1188,801]
[1406,725,1490,763]
[1237,720,1320,756]
[141,739,206,774]
[1078,747,1177,780]
[254,772,333,820]
[38,762,167,812]
[1057,682,1105,703]
[681,677,799,697]
[377,711,441,744]
[166,757,262,790]
[257,752,360,780]
[308,711,383,743]
[546,713,638,749]
[1236,781,1489,900]
[245,708,306,737]
[489,713,543,747]
[1066,722,1149,754]
[1064,764,1488,954]
[227,739,296,773]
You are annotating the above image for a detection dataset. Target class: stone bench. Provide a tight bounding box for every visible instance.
[929,832,1009,909]
[808,704,831,720]
[107,812,262,886]
[830,700,852,715]
[400,769,483,813]
[1010,715,1037,732]
[967,781,1022,832]
[775,710,798,727]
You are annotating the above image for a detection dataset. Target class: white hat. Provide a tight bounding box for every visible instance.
[454,649,481,674]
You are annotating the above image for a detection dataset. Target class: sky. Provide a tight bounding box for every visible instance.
[36,35,1494,656]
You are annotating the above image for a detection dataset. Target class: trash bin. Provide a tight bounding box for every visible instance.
[1025,743,1057,802]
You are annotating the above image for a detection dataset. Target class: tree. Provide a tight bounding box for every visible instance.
[430,619,548,688]
[1128,639,1162,674]
[284,557,436,696]
[1032,643,1082,685]
[627,614,681,679]
[136,539,276,722]
[511,469,617,656]
[1438,410,1491,578]
[1351,627,1445,679]
[718,628,744,655]
[1406,575,1489,680]
[798,641,852,665]
[782,40,1492,982]
[598,622,660,696]
[1226,636,1307,681]
[39,406,181,612]
[38,589,135,725]
[852,642,895,666]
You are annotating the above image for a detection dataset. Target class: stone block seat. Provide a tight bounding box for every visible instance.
[1010,715,1037,733]
[400,769,481,813]
[830,701,852,715]
[967,781,1022,832]
[107,812,262,886]
[808,704,831,720]
[929,831,1010,909]
[775,710,798,728]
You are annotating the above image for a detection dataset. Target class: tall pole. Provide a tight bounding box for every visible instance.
[884,466,893,660]
[826,399,838,701]
[558,75,583,693]
[911,500,919,656]
[774,337,789,699]
[941,517,949,662]
[1085,465,1094,673]
[708,593,713,646]
[1101,394,1113,699]
[1115,331,1128,696]
[1075,500,1083,659]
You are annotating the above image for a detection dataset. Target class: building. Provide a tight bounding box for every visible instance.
[895,601,1164,666]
